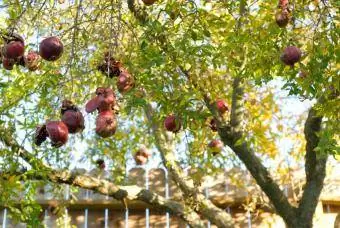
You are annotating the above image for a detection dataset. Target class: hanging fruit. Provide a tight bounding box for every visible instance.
[117,70,135,93]
[60,100,85,134]
[95,110,117,138]
[85,87,116,113]
[39,36,63,61]
[24,50,41,71]
[164,114,181,133]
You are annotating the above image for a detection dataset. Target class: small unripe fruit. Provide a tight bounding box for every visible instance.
[281,46,302,66]
[46,121,69,147]
[3,41,25,59]
[275,11,289,28]
[142,0,157,6]
[24,51,41,71]
[208,139,224,156]
[95,111,117,138]
[39,37,63,61]
[164,115,181,133]
[216,99,229,114]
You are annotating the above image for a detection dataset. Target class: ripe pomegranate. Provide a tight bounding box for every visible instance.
[117,70,135,93]
[24,50,40,71]
[39,37,63,61]
[209,118,217,132]
[95,111,117,138]
[216,99,229,114]
[46,121,69,147]
[86,88,116,113]
[2,58,15,70]
[60,100,85,134]
[34,125,48,146]
[142,0,157,5]
[3,41,25,59]
[275,11,289,28]
[281,46,302,66]
[164,115,181,133]
[208,139,224,156]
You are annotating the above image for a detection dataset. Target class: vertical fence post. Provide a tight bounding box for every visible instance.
[164,167,170,228]
[145,167,150,228]
[2,208,7,228]
[64,185,70,228]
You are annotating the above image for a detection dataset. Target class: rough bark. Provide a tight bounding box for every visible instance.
[295,105,327,228]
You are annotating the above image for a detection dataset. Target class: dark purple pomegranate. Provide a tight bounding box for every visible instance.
[39,37,63,61]
[209,118,217,132]
[95,111,117,138]
[60,100,84,134]
[281,46,302,66]
[164,115,181,133]
[3,41,25,59]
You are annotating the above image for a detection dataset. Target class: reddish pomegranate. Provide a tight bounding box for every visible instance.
[142,0,157,5]
[60,100,85,134]
[281,46,302,66]
[34,125,48,146]
[208,139,224,156]
[2,58,15,70]
[3,41,25,59]
[39,37,63,61]
[275,11,289,28]
[164,115,181,133]
[117,70,135,93]
[46,121,69,147]
[95,111,117,138]
[24,50,40,71]
[216,99,229,114]
[86,88,116,113]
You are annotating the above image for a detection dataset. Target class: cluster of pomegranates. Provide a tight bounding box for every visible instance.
[34,100,84,147]
[163,99,228,156]
[86,87,118,138]
[97,53,135,94]
[1,33,63,71]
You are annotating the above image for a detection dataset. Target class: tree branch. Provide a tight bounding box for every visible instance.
[143,102,234,228]
[0,125,205,228]
[296,103,327,227]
